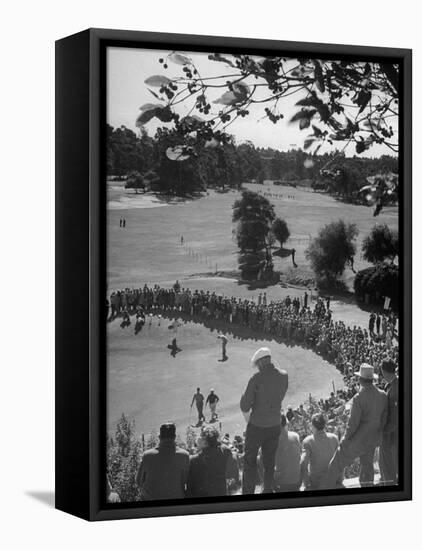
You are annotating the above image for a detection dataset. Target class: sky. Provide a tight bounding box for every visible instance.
[107,47,398,158]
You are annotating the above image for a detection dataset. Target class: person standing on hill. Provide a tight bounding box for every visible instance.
[300,413,338,490]
[187,425,239,497]
[206,389,220,422]
[136,423,189,500]
[379,359,399,485]
[321,364,387,489]
[191,388,205,424]
[240,347,288,494]
[273,414,301,492]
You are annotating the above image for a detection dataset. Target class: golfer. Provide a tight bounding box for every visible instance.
[217,334,228,361]
[191,388,205,424]
[206,389,220,422]
[240,347,288,494]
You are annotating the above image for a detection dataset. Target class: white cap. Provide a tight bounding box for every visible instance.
[251,347,271,365]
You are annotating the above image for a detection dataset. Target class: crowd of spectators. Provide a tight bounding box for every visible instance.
[107,283,399,501]
[107,283,398,380]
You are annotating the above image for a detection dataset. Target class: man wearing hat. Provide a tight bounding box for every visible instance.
[136,422,189,500]
[379,359,399,485]
[240,347,289,494]
[321,363,387,489]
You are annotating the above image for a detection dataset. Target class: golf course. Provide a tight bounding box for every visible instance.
[107,181,398,438]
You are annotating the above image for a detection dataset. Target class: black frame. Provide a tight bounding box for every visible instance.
[55,28,412,521]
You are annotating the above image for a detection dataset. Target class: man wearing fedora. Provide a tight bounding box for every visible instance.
[321,363,387,489]
[379,358,399,485]
[240,347,288,494]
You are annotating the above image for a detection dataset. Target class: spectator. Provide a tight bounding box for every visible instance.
[136,422,189,500]
[187,425,239,497]
[379,359,399,485]
[240,347,288,494]
[274,414,301,492]
[300,413,338,490]
[321,364,387,489]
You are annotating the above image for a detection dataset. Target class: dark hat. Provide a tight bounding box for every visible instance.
[381,359,396,374]
[159,422,176,439]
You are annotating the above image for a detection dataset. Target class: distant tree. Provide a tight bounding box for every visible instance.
[232,191,276,280]
[125,171,145,194]
[271,218,290,247]
[306,220,358,282]
[362,224,398,264]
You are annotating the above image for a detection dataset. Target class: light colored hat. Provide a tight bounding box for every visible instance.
[357,363,378,381]
[251,347,271,365]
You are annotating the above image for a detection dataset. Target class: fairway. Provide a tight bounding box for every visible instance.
[107,314,344,438]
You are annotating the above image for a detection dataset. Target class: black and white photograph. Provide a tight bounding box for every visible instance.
[105,45,402,504]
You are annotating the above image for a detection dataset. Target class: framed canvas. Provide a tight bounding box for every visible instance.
[55,28,412,521]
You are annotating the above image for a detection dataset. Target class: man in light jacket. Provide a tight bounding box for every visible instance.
[240,347,288,494]
[321,363,387,489]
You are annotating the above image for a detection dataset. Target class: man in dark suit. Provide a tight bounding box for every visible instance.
[136,423,189,500]
[379,359,399,485]
[321,363,387,489]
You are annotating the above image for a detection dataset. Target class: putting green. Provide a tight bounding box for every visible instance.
[107,314,344,438]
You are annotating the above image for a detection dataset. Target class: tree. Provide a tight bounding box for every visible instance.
[362,224,398,264]
[138,54,399,209]
[232,191,276,280]
[140,55,398,155]
[125,170,145,193]
[354,264,398,309]
[271,218,290,247]
[306,220,358,282]
[107,414,143,502]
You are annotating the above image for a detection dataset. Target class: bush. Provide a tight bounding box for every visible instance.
[362,224,398,264]
[306,220,358,283]
[354,264,399,308]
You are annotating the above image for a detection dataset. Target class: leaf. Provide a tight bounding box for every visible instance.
[300,118,311,130]
[139,103,162,112]
[144,75,172,87]
[148,89,163,100]
[166,146,191,161]
[357,90,371,113]
[208,53,235,67]
[290,109,317,123]
[155,107,173,122]
[304,138,315,149]
[168,52,191,66]
[232,82,250,99]
[213,91,239,105]
[136,109,158,127]
[296,96,320,108]
[314,61,325,93]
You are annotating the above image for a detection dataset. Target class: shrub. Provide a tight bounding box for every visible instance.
[362,224,398,264]
[354,264,399,308]
[306,220,358,282]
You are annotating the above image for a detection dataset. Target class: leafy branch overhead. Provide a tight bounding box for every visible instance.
[136,52,399,160]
